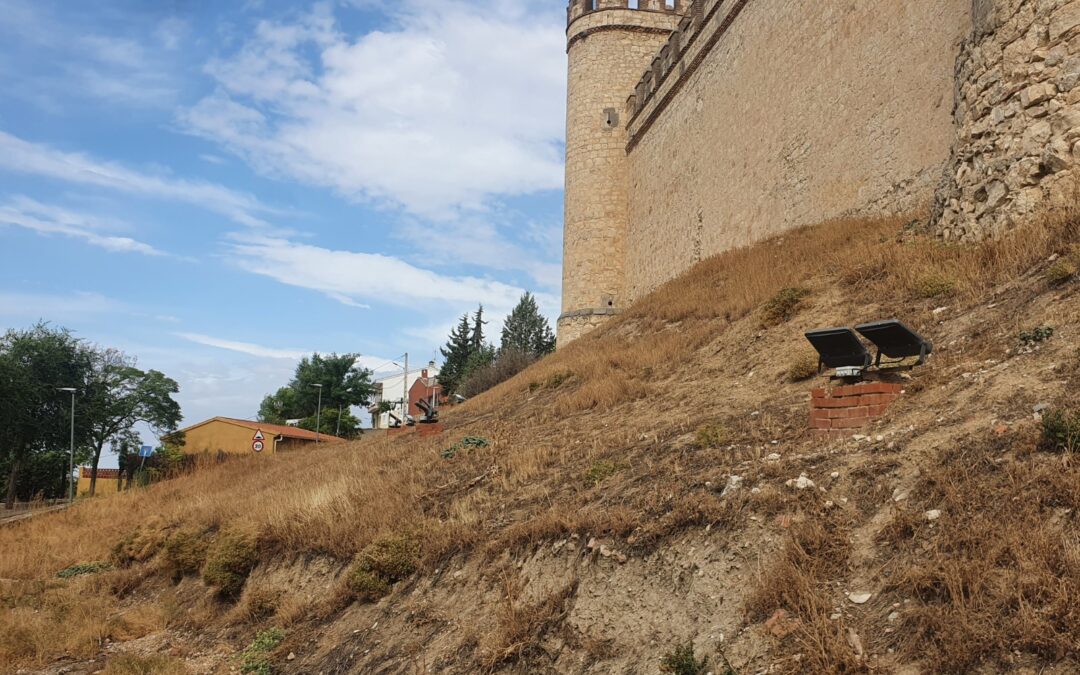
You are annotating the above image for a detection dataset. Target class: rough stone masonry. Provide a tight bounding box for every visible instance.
[558,0,1080,346]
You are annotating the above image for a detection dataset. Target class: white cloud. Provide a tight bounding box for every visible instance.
[179,0,566,217]
[395,214,562,288]
[0,290,122,318]
[0,197,169,256]
[0,1,179,106]
[176,332,309,360]
[0,131,277,227]
[224,232,539,312]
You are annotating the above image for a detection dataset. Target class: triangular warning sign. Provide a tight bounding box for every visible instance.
[253,430,264,441]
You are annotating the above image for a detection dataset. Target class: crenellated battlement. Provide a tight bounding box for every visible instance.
[623,0,724,128]
[567,0,687,28]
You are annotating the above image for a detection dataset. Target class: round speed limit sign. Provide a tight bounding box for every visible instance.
[252,440,265,452]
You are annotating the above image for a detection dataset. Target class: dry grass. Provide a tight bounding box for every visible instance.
[883,433,1080,672]
[479,572,577,668]
[100,654,190,675]
[745,516,865,674]
[2,212,1080,671]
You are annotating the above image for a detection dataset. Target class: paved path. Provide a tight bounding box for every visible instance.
[0,503,69,525]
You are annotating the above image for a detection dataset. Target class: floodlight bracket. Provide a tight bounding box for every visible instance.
[835,366,864,379]
[872,341,930,369]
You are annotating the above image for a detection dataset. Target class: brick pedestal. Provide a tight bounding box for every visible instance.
[809,382,904,439]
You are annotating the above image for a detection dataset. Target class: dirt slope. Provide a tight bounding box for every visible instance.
[3,215,1079,674]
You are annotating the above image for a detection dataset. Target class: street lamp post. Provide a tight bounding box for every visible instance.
[57,387,76,502]
[312,384,323,445]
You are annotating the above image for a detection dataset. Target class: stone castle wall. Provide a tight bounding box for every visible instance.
[621,0,971,300]
[558,2,684,346]
[558,0,1080,345]
[933,0,1080,240]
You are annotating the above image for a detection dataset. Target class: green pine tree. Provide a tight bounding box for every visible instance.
[439,313,474,395]
[500,293,556,357]
[470,305,488,353]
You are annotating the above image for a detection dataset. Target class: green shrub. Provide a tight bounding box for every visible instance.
[694,423,728,449]
[1046,258,1078,286]
[346,568,391,602]
[761,287,811,326]
[57,561,112,578]
[1040,409,1080,453]
[239,628,285,675]
[441,435,490,459]
[1019,325,1054,346]
[163,528,209,576]
[914,274,956,298]
[346,533,420,603]
[583,459,624,487]
[660,641,709,675]
[109,527,165,567]
[787,352,820,381]
[202,532,258,599]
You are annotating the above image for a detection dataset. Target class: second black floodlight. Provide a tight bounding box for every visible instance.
[804,327,872,374]
[855,319,933,367]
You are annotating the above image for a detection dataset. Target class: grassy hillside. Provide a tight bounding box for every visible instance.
[3,213,1080,674]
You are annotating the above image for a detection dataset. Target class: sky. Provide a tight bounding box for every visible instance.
[0,0,568,464]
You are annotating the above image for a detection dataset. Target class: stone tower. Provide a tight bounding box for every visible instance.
[558,0,686,347]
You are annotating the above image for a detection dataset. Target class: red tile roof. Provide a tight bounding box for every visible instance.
[177,417,345,443]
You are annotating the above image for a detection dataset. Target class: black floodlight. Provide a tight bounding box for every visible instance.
[804,327,872,372]
[415,397,439,423]
[855,319,933,367]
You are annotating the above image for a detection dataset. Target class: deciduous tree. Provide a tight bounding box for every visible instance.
[0,324,92,508]
[80,349,181,496]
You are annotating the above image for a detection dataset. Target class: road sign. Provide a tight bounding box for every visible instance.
[138,445,153,458]
[252,440,265,452]
[253,430,264,441]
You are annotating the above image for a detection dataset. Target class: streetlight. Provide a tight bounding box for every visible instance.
[57,387,76,502]
[312,384,323,445]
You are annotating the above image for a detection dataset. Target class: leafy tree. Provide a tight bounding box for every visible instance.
[258,386,299,425]
[0,324,93,508]
[500,292,556,357]
[80,349,182,496]
[257,353,374,439]
[299,407,361,438]
[112,429,142,491]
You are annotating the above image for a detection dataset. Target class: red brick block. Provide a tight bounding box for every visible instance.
[833,417,870,429]
[855,382,900,395]
[810,418,832,429]
[812,398,849,409]
[826,408,850,419]
[859,393,896,406]
[810,409,831,421]
[811,387,827,399]
[867,404,886,417]
[846,406,870,419]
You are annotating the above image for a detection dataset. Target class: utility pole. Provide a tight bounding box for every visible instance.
[312,383,323,445]
[402,352,409,424]
[58,388,76,502]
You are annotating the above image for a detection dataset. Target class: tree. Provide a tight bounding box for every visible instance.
[500,292,556,357]
[470,305,488,353]
[0,324,92,508]
[112,429,142,492]
[257,353,375,439]
[80,349,182,496]
[439,313,475,396]
[258,386,299,425]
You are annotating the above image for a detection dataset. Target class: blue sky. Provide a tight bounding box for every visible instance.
[0,0,567,461]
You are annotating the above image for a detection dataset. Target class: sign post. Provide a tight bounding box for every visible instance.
[137,445,153,472]
[252,430,265,453]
